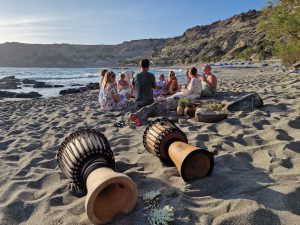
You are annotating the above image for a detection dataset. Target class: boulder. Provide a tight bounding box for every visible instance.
[0,76,21,89]
[86,83,99,90]
[33,82,53,88]
[0,91,42,98]
[59,88,82,95]
[0,91,15,98]
[22,79,40,85]
[59,83,98,95]
[226,93,263,111]
[14,92,42,98]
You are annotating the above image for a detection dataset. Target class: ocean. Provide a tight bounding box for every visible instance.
[0,67,185,98]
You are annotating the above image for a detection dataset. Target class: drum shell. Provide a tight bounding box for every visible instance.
[143,118,187,164]
[57,129,115,190]
[169,141,214,181]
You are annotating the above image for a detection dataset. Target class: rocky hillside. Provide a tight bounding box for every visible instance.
[0,39,168,67]
[0,10,273,67]
[153,10,273,65]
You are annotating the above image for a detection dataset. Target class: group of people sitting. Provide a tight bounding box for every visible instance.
[98,59,217,111]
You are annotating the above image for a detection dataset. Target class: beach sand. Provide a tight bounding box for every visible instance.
[0,67,299,225]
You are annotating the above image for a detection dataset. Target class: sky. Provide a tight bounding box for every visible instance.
[0,0,268,45]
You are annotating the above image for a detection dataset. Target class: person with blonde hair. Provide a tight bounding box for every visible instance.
[100,71,127,111]
[98,69,108,103]
[200,64,217,97]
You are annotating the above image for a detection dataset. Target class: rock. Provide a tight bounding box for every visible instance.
[71,84,82,86]
[21,79,64,88]
[22,79,40,85]
[59,88,82,95]
[0,76,21,89]
[0,91,15,98]
[86,83,99,90]
[33,82,53,88]
[14,92,42,98]
[226,93,263,111]
[0,90,42,98]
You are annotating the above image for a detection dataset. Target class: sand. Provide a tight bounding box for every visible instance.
[0,67,299,225]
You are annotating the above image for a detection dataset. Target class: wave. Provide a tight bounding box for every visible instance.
[32,74,99,80]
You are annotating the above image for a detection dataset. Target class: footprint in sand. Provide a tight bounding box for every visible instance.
[285,188,300,216]
[0,139,15,150]
[2,154,20,162]
[1,199,35,224]
[21,141,43,152]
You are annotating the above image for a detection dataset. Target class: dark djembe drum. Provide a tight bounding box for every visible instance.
[57,129,138,225]
[143,118,214,181]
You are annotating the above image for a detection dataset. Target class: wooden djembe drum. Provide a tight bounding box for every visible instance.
[143,118,214,181]
[57,129,138,225]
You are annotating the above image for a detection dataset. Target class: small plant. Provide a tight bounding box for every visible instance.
[178,98,191,107]
[236,47,253,60]
[143,190,161,209]
[203,103,223,111]
[148,205,174,225]
[143,190,175,225]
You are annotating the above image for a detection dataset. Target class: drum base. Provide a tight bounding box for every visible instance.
[85,167,138,224]
[169,141,214,182]
[181,151,213,181]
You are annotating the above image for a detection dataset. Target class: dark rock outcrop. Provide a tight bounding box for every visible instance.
[59,88,82,95]
[59,83,99,95]
[21,79,64,88]
[14,92,42,98]
[33,82,53,88]
[86,83,99,90]
[22,79,40,85]
[0,91,42,98]
[0,76,21,89]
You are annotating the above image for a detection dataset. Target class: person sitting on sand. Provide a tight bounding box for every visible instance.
[185,68,191,85]
[132,59,156,107]
[100,71,127,111]
[167,67,201,100]
[166,71,178,95]
[200,64,217,97]
[99,69,108,86]
[153,74,168,95]
[117,72,131,97]
[98,69,108,103]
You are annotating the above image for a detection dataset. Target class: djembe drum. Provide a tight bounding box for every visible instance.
[143,118,214,181]
[57,129,138,225]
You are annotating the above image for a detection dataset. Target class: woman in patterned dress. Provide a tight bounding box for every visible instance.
[100,71,127,111]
